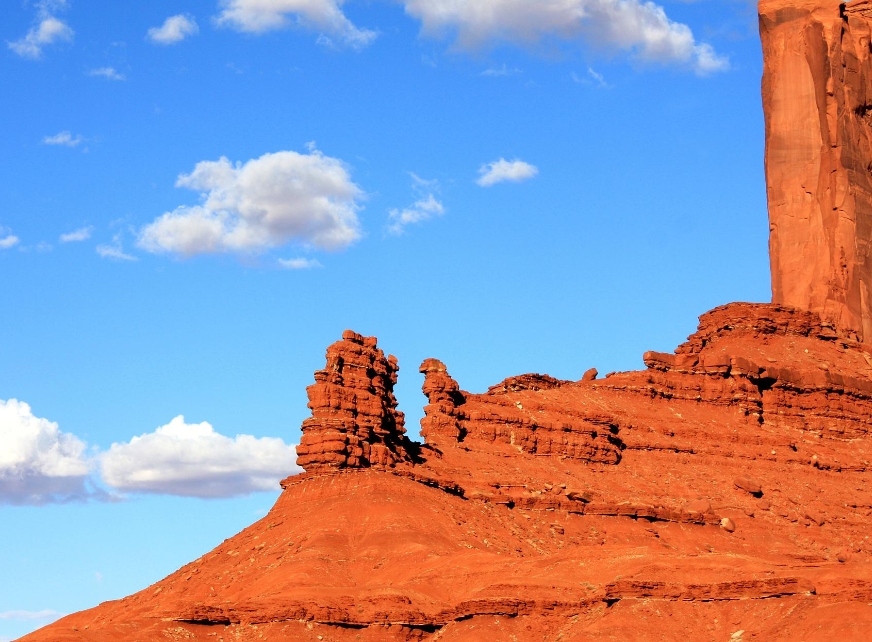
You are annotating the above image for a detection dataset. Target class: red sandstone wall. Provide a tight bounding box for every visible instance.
[761,0,872,341]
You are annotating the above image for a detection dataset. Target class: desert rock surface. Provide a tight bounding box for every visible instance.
[20,304,872,641]
[762,0,872,341]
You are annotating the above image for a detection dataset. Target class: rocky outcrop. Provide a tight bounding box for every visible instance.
[420,359,623,463]
[761,0,872,341]
[295,330,415,472]
[636,302,872,441]
[21,303,872,642]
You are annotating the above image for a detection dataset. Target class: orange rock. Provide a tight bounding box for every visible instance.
[734,477,764,496]
[295,330,416,472]
[23,305,872,641]
[761,0,872,340]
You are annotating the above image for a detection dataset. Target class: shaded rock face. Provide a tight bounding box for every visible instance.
[761,0,872,341]
[294,330,415,472]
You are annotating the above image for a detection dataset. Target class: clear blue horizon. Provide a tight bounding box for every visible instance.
[1,1,768,639]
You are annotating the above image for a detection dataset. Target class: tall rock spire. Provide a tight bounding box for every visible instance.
[761,0,872,340]
[295,330,415,472]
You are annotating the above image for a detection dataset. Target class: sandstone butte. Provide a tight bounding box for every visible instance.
[20,1,872,641]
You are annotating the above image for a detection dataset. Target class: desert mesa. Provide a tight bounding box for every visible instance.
[19,1,872,640]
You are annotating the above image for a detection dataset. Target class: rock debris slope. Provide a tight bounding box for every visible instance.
[21,1,872,640]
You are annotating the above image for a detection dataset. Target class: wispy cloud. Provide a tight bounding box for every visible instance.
[216,0,376,49]
[147,14,199,45]
[388,173,444,235]
[59,226,93,243]
[477,158,539,187]
[481,64,521,77]
[572,67,609,87]
[42,131,85,147]
[0,610,64,621]
[96,233,137,261]
[278,257,323,269]
[0,234,20,250]
[88,66,125,81]
[7,0,74,60]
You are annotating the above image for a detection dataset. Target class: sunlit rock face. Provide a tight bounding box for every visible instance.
[21,308,872,641]
[18,4,872,640]
[762,0,872,341]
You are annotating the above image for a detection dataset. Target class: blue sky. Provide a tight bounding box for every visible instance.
[0,1,767,638]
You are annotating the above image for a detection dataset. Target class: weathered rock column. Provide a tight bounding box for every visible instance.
[295,330,415,472]
[761,0,872,340]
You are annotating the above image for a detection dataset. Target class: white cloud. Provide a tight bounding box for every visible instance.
[59,226,93,243]
[216,0,376,48]
[278,257,322,269]
[42,131,84,147]
[99,415,301,498]
[7,1,74,60]
[0,399,92,505]
[481,64,521,77]
[147,14,199,45]
[400,0,728,74]
[477,158,539,187]
[138,149,363,257]
[88,66,125,81]
[0,235,20,250]
[96,233,137,261]
[388,173,444,235]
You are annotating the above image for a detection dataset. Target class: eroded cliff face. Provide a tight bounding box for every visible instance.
[761,0,872,341]
[24,304,872,642]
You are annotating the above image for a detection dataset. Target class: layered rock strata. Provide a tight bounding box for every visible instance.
[420,358,623,463]
[294,330,415,471]
[21,303,872,641]
[761,0,872,340]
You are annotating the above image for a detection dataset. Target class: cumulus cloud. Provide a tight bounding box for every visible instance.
[0,234,20,250]
[0,399,92,505]
[7,0,74,60]
[477,158,539,187]
[401,0,728,74]
[100,415,301,498]
[388,173,444,235]
[138,149,363,257]
[147,14,199,45]
[216,0,376,48]
[42,131,84,147]
[59,226,93,243]
[88,66,125,81]
[278,257,323,269]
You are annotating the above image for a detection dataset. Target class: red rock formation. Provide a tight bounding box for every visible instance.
[761,0,872,341]
[294,330,415,471]
[20,4,872,639]
[23,305,872,641]
[420,360,622,464]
